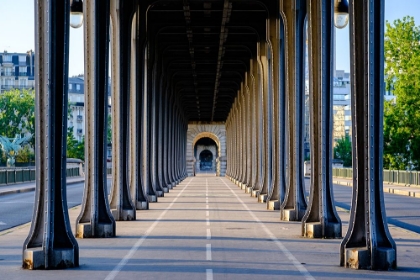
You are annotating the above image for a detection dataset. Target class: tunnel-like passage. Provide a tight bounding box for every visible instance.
[23,0,395,272]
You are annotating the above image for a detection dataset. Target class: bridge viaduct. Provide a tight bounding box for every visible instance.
[22,0,396,272]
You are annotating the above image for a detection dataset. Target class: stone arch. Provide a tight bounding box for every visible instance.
[186,124,226,176]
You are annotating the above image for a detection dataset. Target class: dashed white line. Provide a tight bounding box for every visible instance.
[207,228,211,240]
[220,178,315,280]
[206,218,210,226]
[206,204,209,209]
[104,179,194,280]
[206,269,213,280]
[206,244,212,260]
[206,210,209,217]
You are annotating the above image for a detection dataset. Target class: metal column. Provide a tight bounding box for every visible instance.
[23,0,79,269]
[340,0,396,270]
[280,0,308,221]
[109,0,136,221]
[76,0,116,238]
[301,0,342,239]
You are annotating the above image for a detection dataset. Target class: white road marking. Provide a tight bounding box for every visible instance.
[206,244,212,261]
[206,218,210,226]
[105,178,194,280]
[207,228,211,240]
[220,178,315,280]
[206,204,209,209]
[206,269,213,280]
[206,210,209,217]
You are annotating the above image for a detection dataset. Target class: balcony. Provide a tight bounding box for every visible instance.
[76,115,83,123]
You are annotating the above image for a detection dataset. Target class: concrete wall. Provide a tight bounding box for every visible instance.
[186,123,226,176]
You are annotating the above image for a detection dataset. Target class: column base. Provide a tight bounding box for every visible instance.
[163,187,169,193]
[136,201,149,210]
[267,200,280,210]
[157,191,164,197]
[238,182,243,188]
[76,222,115,238]
[344,247,396,270]
[258,193,267,203]
[302,222,341,239]
[148,195,157,202]
[251,190,259,197]
[23,247,78,270]
[111,209,136,221]
[246,186,253,194]
[241,183,247,190]
[280,208,305,221]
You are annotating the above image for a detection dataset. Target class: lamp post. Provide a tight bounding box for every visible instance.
[334,0,349,29]
[70,0,83,28]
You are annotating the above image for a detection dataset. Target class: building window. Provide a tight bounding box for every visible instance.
[19,55,26,63]
[69,83,72,90]
[19,79,27,88]
[19,67,27,76]
[76,84,80,90]
[3,55,12,62]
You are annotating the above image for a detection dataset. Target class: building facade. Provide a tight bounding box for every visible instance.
[0,50,35,94]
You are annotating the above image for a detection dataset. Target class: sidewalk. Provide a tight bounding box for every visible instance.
[332,177,420,198]
[0,176,85,197]
[1,176,419,279]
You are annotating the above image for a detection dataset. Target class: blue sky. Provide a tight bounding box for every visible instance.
[1,0,419,76]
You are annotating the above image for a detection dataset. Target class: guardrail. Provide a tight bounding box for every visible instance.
[333,168,420,186]
[0,167,80,185]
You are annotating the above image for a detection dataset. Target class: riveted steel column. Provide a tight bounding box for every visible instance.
[23,0,78,269]
[150,60,164,196]
[76,0,116,238]
[226,115,232,179]
[280,0,308,221]
[251,43,265,198]
[247,58,259,194]
[301,0,342,239]
[130,4,149,210]
[340,0,396,270]
[244,71,252,190]
[258,42,273,203]
[109,0,136,221]
[157,74,169,192]
[267,9,282,210]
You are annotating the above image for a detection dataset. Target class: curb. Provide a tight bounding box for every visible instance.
[0,179,85,197]
[333,180,420,199]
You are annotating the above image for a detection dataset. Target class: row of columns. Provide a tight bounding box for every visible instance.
[226,0,396,270]
[23,0,188,269]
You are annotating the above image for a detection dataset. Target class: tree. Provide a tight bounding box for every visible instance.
[384,16,420,170]
[0,89,35,141]
[67,127,85,160]
[334,135,352,167]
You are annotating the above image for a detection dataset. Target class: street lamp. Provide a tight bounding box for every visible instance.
[334,0,349,29]
[70,0,83,28]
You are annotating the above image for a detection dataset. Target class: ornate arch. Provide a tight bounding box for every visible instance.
[186,124,227,176]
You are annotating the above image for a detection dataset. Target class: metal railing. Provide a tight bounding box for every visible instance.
[333,168,420,186]
[0,167,80,185]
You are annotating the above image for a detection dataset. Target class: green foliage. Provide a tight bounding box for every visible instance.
[0,89,35,142]
[334,135,352,167]
[67,127,85,160]
[16,145,35,163]
[107,114,112,144]
[384,17,420,170]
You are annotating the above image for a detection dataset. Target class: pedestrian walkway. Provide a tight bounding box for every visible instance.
[332,177,420,198]
[1,176,420,279]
